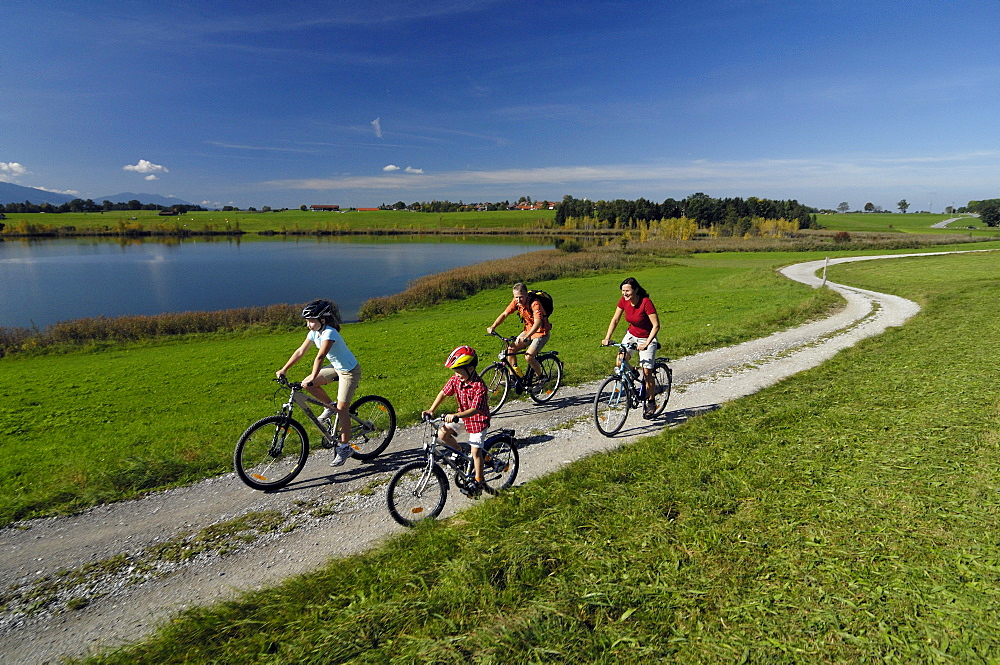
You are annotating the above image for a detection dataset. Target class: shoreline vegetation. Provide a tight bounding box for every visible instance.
[0,227,991,358]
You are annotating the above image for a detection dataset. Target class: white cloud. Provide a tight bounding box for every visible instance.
[371,117,382,138]
[263,152,1000,203]
[123,159,168,174]
[404,166,424,174]
[383,164,400,172]
[145,174,158,181]
[37,186,80,195]
[0,161,29,181]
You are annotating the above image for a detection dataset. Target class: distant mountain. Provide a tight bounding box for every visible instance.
[0,182,77,205]
[0,183,194,207]
[95,192,193,206]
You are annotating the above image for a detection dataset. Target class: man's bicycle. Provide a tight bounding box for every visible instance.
[386,415,518,527]
[234,375,396,490]
[593,340,672,436]
[479,330,563,415]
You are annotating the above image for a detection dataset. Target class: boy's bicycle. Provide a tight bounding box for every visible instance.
[479,330,563,415]
[593,340,672,436]
[234,375,396,490]
[386,415,519,527]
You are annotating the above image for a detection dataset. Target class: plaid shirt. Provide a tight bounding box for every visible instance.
[441,373,490,434]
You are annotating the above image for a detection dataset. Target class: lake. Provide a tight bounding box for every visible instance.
[0,235,550,329]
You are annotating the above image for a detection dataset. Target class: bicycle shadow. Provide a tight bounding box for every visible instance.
[489,390,594,421]
[604,403,722,438]
[263,445,427,494]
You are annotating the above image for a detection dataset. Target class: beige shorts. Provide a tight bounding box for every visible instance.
[525,333,549,355]
[316,364,362,404]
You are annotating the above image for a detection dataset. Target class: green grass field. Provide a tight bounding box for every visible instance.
[0,208,557,234]
[71,248,1000,663]
[817,211,985,234]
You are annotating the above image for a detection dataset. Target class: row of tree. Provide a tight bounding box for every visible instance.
[0,199,207,214]
[554,193,818,231]
[835,200,910,214]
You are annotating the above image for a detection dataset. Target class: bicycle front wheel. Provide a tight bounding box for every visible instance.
[386,461,448,527]
[480,362,510,415]
[529,353,563,404]
[652,361,672,416]
[234,416,309,490]
[481,433,519,494]
[594,376,630,436]
[348,395,396,460]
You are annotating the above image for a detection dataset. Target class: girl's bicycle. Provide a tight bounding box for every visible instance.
[386,415,519,527]
[593,340,672,436]
[479,330,564,415]
[234,375,396,490]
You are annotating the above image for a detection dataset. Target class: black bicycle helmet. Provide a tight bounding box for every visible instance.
[301,299,335,319]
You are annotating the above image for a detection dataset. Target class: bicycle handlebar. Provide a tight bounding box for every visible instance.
[602,340,637,350]
[486,330,519,344]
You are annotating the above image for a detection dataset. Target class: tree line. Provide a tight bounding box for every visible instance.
[554,193,818,234]
[0,199,207,214]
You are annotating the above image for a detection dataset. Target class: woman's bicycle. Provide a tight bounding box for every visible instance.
[386,415,519,527]
[479,330,564,415]
[234,375,396,490]
[593,340,672,436]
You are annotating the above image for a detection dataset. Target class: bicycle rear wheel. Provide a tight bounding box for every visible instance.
[480,362,510,415]
[594,376,630,436]
[529,353,563,404]
[481,433,519,494]
[348,395,396,460]
[234,415,309,490]
[652,361,672,416]
[386,461,448,527]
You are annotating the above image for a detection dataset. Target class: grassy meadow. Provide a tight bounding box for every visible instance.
[68,247,1000,662]
[0,208,558,235]
[0,249,846,526]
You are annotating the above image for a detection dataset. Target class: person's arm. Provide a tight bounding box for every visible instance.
[422,390,449,419]
[487,300,514,334]
[637,312,660,351]
[602,306,624,345]
[277,337,313,378]
[519,301,543,342]
[303,338,333,385]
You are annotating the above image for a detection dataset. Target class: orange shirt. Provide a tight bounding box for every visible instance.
[503,297,551,339]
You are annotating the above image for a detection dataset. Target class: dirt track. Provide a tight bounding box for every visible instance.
[1,250,986,664]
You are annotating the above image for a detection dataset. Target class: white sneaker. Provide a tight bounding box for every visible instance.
[330,444,353,467]
[318,407,335,422]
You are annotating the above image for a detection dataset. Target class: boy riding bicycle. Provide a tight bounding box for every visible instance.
[421,345,490,496]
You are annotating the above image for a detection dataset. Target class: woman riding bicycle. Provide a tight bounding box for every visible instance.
[486,282,551,385]
[601,277,661,418]
[276,299,360,467]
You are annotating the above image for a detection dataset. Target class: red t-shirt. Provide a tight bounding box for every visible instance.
[441,374,490,433]
[618,296,657,337]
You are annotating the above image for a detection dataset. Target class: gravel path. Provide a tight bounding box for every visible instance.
[1,250,989,664]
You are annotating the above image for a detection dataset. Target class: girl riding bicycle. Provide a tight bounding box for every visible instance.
[276,299,361,466]
[421,345,490,496]
[601,277,661,419]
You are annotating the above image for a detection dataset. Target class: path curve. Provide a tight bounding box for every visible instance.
[0,249,990,664]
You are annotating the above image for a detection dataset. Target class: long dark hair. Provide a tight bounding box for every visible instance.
[619,277,648,301]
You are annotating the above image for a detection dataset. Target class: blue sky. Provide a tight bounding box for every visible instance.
[3,0,999,211]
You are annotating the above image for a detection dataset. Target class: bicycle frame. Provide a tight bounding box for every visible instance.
[609,342,644,404]
[488,331,536,381]
[277,378,369,447]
